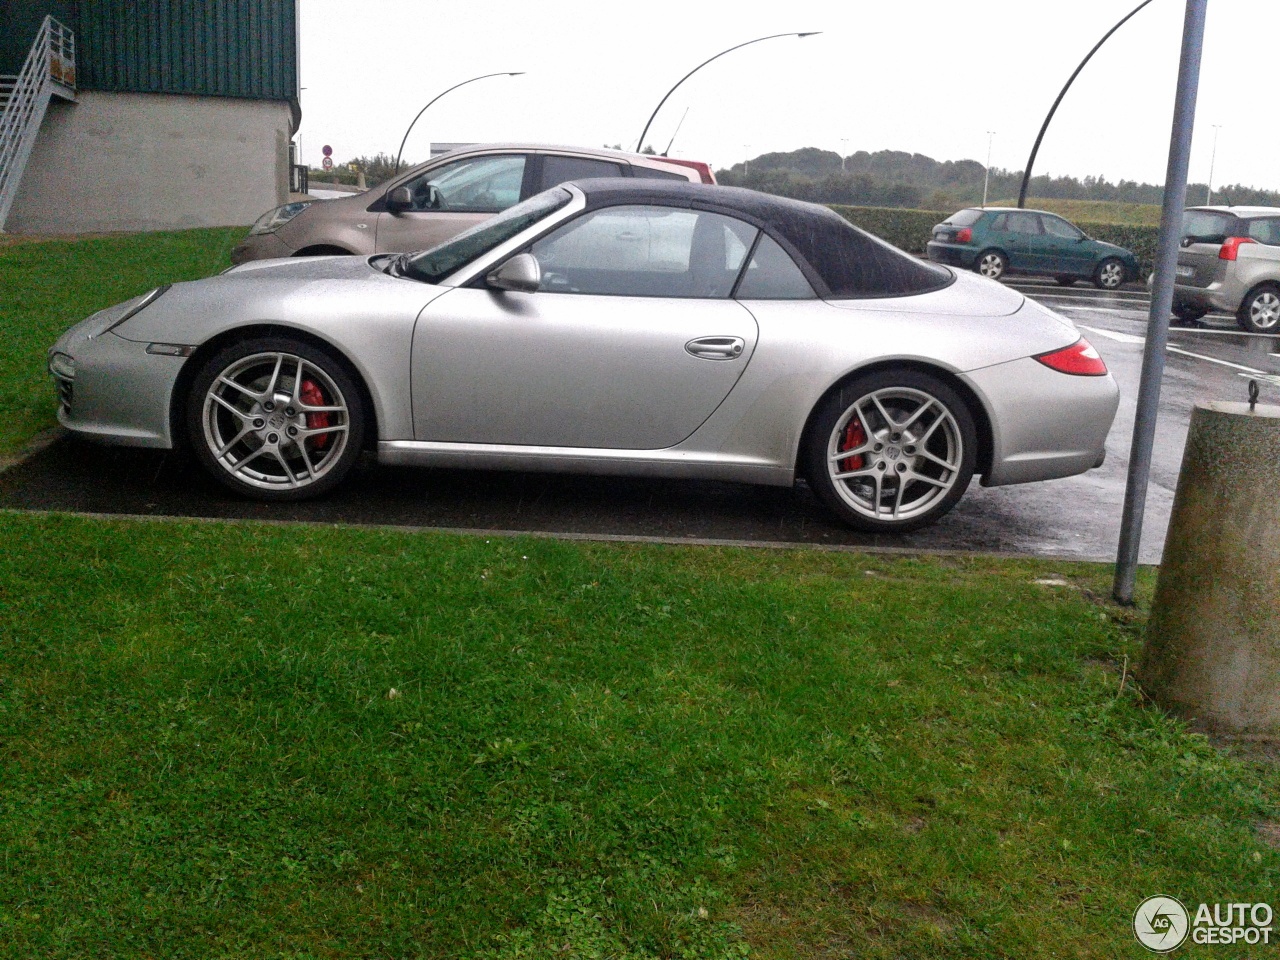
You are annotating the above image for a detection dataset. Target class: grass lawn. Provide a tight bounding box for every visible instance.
[0,228,244,458]
[1,512,1275,958]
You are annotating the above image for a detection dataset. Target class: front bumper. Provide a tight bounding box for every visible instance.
[231,231,293,265]
[48,326,186,448]
[926,241,975,269]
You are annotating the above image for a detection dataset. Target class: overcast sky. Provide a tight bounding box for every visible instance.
[296,0,1275,192]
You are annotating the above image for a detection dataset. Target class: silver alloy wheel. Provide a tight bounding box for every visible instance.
[825,386,964,523]
[1096,260,1124,289]
[978,252,1005,280]
[1249,290,1280,330]
[200,351,350,491]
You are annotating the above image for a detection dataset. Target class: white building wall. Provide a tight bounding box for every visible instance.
[7,89,291,234]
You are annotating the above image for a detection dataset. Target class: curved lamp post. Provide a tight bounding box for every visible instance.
[394,72,524,175]
[634,32,820,155]
[1017,0,1157,208]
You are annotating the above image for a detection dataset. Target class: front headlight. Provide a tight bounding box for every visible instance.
[48,351,76,380]
[248,201,313,236]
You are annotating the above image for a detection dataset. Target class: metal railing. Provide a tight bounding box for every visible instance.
[0,16,76,230]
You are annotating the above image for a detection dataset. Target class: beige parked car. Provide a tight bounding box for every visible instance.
[1173,206,1280,332]
[231,144,713,264]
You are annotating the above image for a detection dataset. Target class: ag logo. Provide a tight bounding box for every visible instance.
[1134,896,1190,952]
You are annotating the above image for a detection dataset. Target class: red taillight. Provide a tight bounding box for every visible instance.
[1219,236,1257,261]
[955,227,973,243]
[1035,338,1108,376]
[654,157,716,184]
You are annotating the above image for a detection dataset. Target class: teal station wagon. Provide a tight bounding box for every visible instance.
[927,207,1140,289]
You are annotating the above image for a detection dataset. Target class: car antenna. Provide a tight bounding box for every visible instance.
[662,107,690,157]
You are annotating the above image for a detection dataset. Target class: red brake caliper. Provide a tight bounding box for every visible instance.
[838,418,867,472]
[300,379,331,450]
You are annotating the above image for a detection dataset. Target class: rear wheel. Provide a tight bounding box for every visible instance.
[1237,285,1280,333]
[187,337,366,500]
[975,250,1007,281]
[804,370,977,533]
[1093,258,1125,290]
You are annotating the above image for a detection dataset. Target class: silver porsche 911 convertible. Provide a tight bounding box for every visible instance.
[49,180,1119,532]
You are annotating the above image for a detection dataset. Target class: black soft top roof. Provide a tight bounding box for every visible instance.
[570,179,953,299]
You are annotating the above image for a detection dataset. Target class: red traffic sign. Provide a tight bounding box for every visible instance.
[321,144,332,157]
[322,156,333,170]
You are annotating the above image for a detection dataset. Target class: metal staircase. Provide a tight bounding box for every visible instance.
[0,16,76,231]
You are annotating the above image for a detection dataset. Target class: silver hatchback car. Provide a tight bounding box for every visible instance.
[1173,206,1280,332]
[231,143,710,264]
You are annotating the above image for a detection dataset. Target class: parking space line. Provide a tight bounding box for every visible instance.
[1165,345,1266,374]
[1078,325,1145,344]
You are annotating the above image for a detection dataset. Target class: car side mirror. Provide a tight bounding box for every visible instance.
[486,253,541,293]
[386,186,412,212]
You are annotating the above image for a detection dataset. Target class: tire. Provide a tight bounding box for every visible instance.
[1173,303,1208,324]
[186,336,366,501]
[804,369,977,533]
[1055,276,1078,287]
[1093,258,1125,290]
[1236,285,1280,333]
[975,250,1007,281]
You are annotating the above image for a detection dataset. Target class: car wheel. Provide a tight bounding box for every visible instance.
[804,370,977,533]
[975,250,1007,281]
[1055,276,1078,287]
[1237,285,1280,333]
[187,336,366,501]
[1093,258,1125,290]
[1173,303,1208,324]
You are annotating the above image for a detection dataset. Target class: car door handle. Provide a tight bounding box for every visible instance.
[685,336,745,360]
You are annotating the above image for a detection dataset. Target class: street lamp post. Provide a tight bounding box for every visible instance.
[1017,0,1158,208]
[634,32,820,155]
[1206,124,1222,204]
[393,72,524,175]
[982,131,995,208]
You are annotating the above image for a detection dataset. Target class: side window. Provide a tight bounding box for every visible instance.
[403,155,526,213]
[1006,212,1042,235]
[539,155,625,192]
[630,164,690,181]
[529,205,757,298]
[1246,218,1280,246]
[735,234,815,299]
[990,213,1009,232]
[1042,216,1083,240]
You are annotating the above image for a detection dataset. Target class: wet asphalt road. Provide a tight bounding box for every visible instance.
[4,278,1277,562]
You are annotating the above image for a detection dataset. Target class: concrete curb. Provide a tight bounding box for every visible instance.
[0,504,1139,567]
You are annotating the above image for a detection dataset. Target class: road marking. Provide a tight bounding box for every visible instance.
[1078,325,1146,344]
[1166,345,1266,374]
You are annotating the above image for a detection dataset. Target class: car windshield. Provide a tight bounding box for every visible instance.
[945,209,985,227]
[1182,210,1237,244]
[401,188,572,283]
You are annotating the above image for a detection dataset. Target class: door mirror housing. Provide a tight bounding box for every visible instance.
[486,253,541,293]
[386,186,412,212]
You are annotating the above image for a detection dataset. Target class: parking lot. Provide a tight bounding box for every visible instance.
[4,277,1275,563]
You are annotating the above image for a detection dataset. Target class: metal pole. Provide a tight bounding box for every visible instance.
[1017,0,1158,208]
[1206,123,1221,204]
[982,131,995,208]
[1113,0,1209,604]
[634,32,819,154]
[393,72,523,175]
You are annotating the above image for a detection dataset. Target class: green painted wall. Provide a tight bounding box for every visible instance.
[0,0,297,102]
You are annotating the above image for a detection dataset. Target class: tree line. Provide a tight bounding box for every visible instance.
[715,147,1280,210]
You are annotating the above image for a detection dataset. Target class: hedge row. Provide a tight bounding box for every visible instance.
[829,204,1160,274]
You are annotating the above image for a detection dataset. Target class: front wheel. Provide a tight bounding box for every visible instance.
[1093,258,1125,290]
[804,370,977,533]
[975,250,1007,281]
[186,337,366,500]
[1237,285,1280,333]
